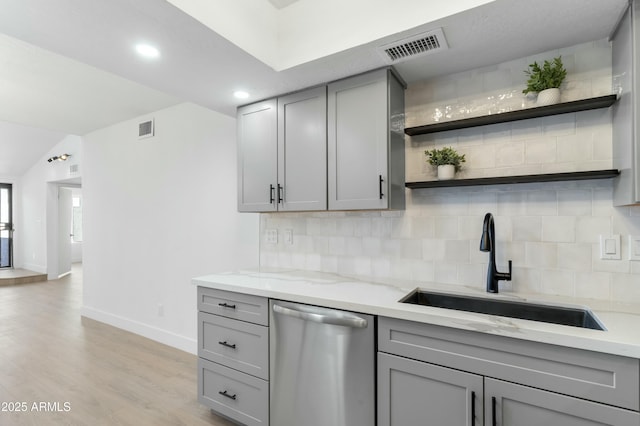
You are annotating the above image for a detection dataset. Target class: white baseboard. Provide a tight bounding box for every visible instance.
[22,262,46,273]
[80,306,197,355]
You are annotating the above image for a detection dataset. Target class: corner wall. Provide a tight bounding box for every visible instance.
[81,103,259,353]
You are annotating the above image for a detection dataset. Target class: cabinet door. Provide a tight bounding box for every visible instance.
[277,87,327,211]
[328,69,390,210]
[378,353,483,426]
[485,378,640,426]
[237,99,277,212]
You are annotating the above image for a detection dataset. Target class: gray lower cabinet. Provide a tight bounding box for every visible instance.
[378,317,640,426]
[378,352,483,426]
[197,287,269,426]
[487,378,640,426]
[327,68,406,210]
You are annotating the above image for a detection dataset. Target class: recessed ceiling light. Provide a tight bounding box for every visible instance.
[234,91,250,99]
[135,44,160,58]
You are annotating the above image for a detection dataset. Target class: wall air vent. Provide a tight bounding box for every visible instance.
[138,119,154,139]
[378,28,448,64]
[69,164,79,174]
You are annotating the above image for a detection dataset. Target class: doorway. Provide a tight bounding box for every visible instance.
[0,183,13,268]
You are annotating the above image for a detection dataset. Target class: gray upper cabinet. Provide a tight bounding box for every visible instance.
[237,88,327,212]
[327,68,406,210]
[237,99,278,212]
[613,1,640,206]
[277,87,327,211]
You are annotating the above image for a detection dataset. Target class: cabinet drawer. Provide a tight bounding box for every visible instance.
[379,317,640,411]
[198,358,269,426]
[199,312,269,380]
[198,287,268,326]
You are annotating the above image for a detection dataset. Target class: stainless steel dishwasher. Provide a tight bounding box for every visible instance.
[270,300,375,426]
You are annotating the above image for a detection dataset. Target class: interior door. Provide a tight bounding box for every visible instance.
[0,183,12,268]
[57,187,72,276]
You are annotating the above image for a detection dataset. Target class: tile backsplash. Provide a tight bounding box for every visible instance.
[259,39,640,302]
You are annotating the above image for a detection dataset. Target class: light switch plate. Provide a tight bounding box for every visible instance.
[284,229,293,245]
[630,235,640,261]
[265,229,278,244]
[600,235,621,260]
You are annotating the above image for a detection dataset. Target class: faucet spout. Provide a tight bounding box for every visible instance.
[479,213,512,293]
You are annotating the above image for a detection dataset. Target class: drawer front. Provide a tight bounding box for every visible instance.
[199,312,269,380]
[379,317,640,411]
[198,287,268,326]
[198,358,269,426]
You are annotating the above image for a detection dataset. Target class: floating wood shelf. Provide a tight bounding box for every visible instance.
[405,169,620,189]
[404,95,617,136]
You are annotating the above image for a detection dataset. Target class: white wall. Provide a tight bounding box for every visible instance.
[81,102,259,354]
[17,135,82,272]
[260,40,640,302]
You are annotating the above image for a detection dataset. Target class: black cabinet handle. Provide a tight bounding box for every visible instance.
[492,396,497,426]
[218,390,237,400]
[218,302,236,309]
[269,184,275,204]
[471,391,475,426]
[218,340,237,349]
[277,184,283,203]
[379,175,384,199]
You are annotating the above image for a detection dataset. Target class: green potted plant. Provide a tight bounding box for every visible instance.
[522,56,567,106]
[424,146,466,180]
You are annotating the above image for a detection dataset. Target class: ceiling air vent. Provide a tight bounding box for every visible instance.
[378,28,448,64]
[138,119,154,139]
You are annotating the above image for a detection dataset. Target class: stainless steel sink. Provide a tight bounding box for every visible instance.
[400,289,605,330]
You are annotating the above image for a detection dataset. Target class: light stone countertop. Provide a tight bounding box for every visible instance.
[193,269,640,359]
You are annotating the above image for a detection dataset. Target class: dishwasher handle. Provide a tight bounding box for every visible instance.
[273,304,368,328]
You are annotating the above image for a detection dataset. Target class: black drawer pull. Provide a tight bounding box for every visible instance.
[218,390,237,400]
[269,184,275,204]
[379,175,384,199]
[218,302,236,309]
[218,340,237,349]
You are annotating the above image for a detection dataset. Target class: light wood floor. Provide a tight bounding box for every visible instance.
[0,264,235,426]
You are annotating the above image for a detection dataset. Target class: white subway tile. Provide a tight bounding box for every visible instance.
[576,217,611,243]
[434,217,459,239]
[512,216,542,242]
[575,272,610,300]
[525,242,558,268]
[434,262,458,284]
[540,269,575,297]
[557,243,592,271]
[557,189,592,216]
[542,216,576,243]
[526,191,558,216]
[525,138,557,164]
[611,273,640,302]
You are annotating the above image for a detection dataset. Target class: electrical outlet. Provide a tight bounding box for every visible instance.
[599,235,621,260]
[265,229,278,244]
[629,235,640,261]
[284,229,293,245]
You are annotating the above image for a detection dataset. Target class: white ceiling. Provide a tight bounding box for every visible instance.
[0,0,631,176]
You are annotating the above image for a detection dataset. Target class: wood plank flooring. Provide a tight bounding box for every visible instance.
[0,264,235,426]
[0,268,48,286]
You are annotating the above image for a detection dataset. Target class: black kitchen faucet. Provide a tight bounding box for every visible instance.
[479,213,512,293]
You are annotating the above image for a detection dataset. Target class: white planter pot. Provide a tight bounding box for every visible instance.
[536,88,561,106]
[437,164,456,180]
